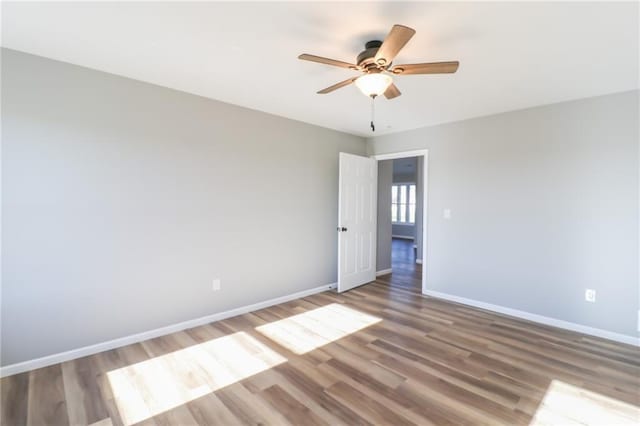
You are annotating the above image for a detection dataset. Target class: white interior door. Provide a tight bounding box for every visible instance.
[337,152,377,293]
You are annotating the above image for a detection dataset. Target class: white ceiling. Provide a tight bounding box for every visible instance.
[2,2,638,137]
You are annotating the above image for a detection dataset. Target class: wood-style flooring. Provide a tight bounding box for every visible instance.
[2,241,639,425]
[377,238,422,291]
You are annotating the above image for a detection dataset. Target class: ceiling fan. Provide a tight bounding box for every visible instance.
[298,24,459,131]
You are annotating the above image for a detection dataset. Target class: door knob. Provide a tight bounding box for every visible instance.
[341,227,348,232]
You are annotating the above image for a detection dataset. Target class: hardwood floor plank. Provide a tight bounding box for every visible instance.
[216,382,292,426]
[1,371,29,425]
[62,355,109,425]
[149,403,198,426]
[93,352,126,426]
[186,392,242,425]
[89,418,113,426]
[372,350,520,409]
[260,384,327,426]
[261,373,347,425]
[316,358,443,425]
[274,363,370,425]
[26,365,68,426]
[324,381,415,425]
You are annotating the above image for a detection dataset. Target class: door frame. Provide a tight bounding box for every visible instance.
[371,149,428,295]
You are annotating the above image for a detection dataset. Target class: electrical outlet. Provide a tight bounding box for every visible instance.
[585,289,596,303]
[212,279,221,291]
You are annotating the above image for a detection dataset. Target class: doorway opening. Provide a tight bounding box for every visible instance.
[372,150,428,294]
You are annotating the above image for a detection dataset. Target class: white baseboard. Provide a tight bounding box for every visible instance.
[392,235,414,240]
[376,268,393,276]
[423,290,639,347]
[0,283,337,378]
[415,259,423,264]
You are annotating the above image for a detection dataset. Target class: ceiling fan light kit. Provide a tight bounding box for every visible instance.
[298,24,459,131]
[354,73,393,97]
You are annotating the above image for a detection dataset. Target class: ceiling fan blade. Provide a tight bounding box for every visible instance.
[392,61,459,75]
[384,83,401,99]
[317,77,357,94]
[374,25,416,66]
[298,54,358,70]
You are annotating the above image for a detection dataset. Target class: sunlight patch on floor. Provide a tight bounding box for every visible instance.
[530,379,640,425]
[107,331,286,425]
[255,303,382,354]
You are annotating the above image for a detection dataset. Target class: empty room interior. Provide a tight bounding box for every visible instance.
[1,2,639,425]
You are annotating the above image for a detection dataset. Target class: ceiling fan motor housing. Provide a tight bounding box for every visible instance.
[357,40,384,68]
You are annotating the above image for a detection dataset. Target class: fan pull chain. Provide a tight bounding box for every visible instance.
[370,95,376,132]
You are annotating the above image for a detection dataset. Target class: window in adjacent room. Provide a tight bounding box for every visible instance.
[392,183,416,224]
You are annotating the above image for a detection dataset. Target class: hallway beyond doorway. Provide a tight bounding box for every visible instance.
[377,238,422,292]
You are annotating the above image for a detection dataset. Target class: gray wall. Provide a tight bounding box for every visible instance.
[368,91,639,338]
[1,49,366,366]
[376,160,393,272]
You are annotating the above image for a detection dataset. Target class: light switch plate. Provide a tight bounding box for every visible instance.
[443,209,451,219]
